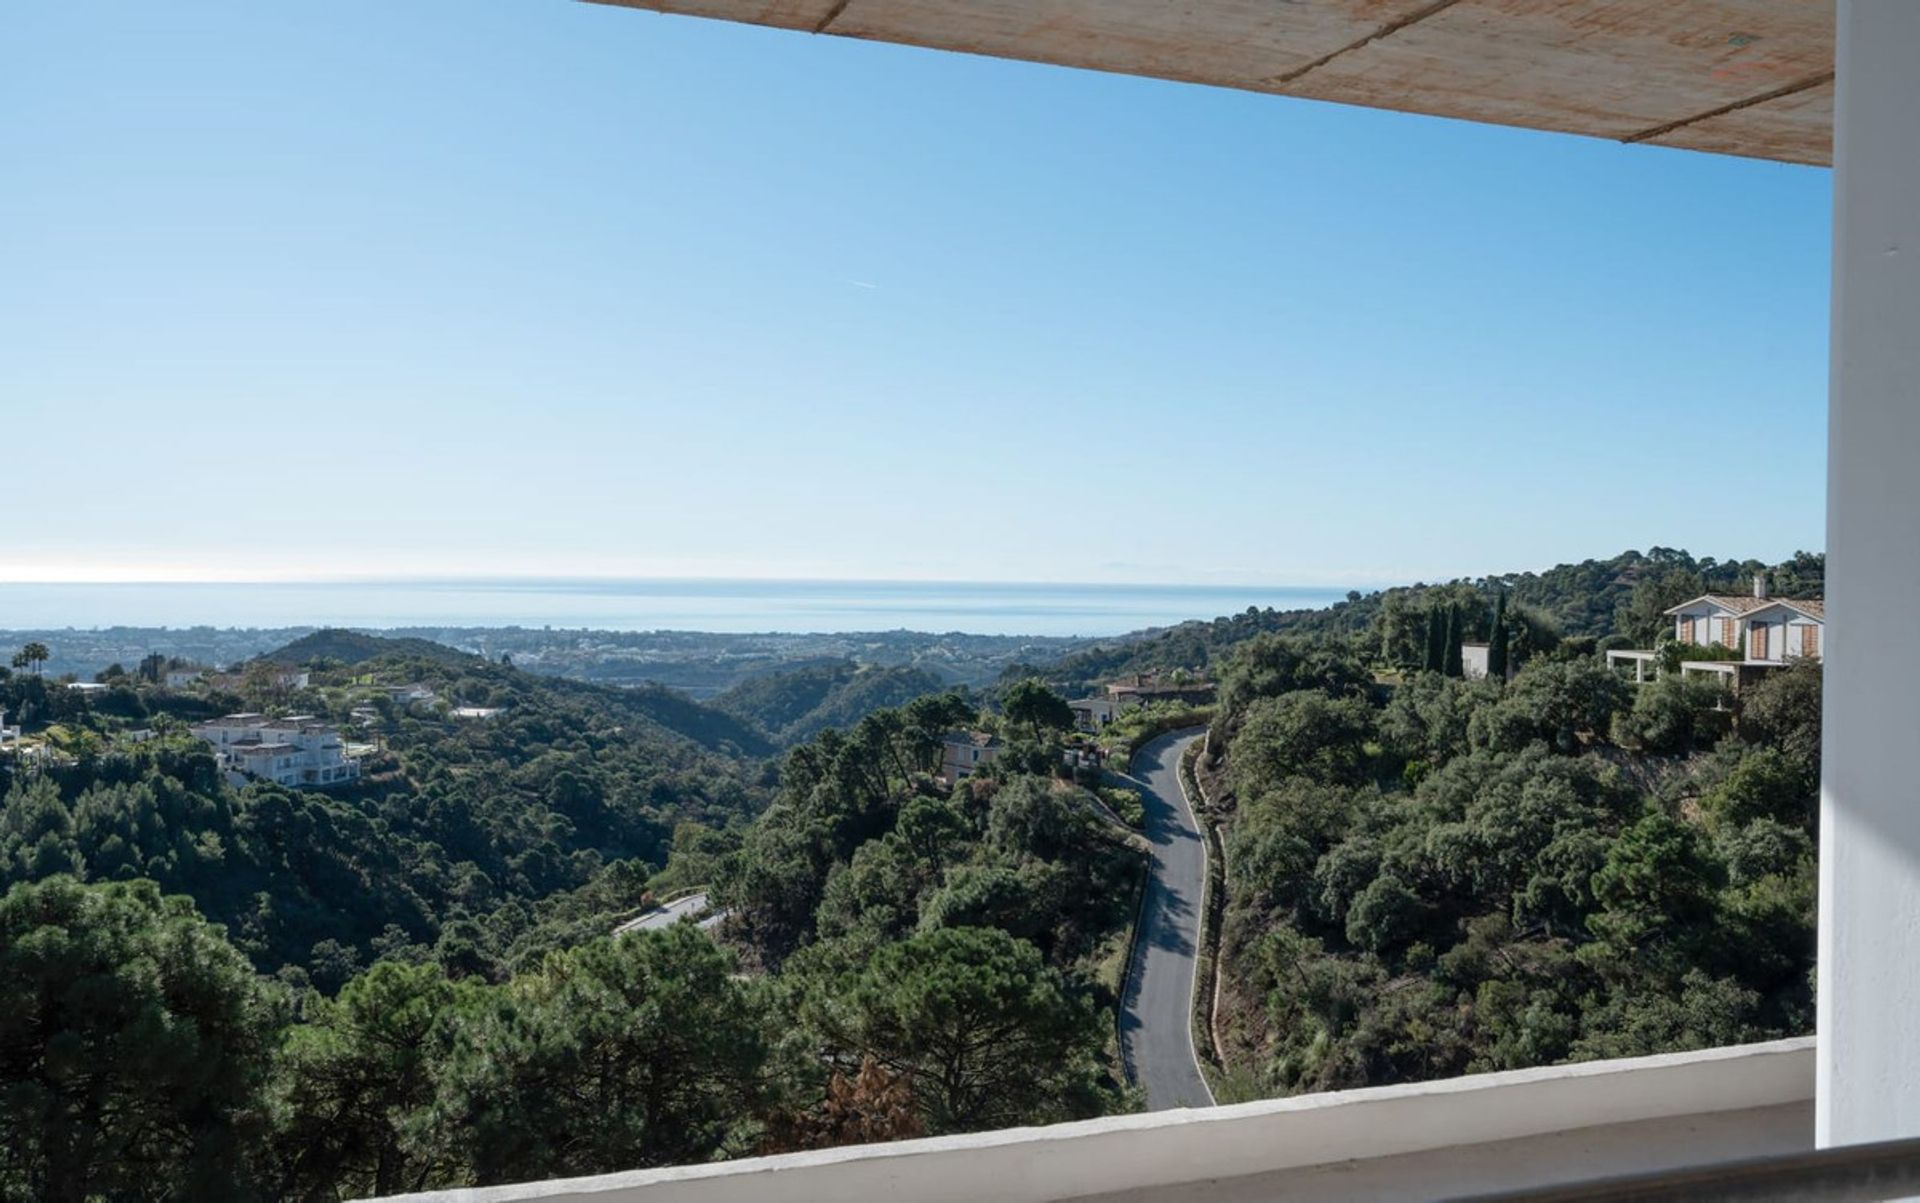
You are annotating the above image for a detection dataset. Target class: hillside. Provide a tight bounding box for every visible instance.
[713,659,950,745]
[259,627,475,668]
[1198,625,1821,1101]
[263,631,778,757]
[1027,548,1826,694]
[0,641,778,992]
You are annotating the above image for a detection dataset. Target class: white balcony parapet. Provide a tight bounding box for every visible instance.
[367,1037,1813,1203]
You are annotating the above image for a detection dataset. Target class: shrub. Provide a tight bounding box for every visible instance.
[1609,676,1726,752]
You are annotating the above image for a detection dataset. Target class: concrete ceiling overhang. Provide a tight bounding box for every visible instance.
[585,0,1834,166]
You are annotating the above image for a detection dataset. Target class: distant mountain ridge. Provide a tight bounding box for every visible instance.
[258,627,475,668]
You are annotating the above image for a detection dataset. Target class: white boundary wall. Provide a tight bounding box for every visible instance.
[371,1038,1812,1203]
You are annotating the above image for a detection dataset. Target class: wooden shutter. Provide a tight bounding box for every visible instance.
[1802,624,1820,657]
[1750,623,1769,659]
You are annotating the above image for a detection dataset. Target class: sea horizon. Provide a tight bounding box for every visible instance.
[0,577,1364,638]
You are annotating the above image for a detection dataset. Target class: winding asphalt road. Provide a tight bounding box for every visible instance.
[1117,729,1215,1111]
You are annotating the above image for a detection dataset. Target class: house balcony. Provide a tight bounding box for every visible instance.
[373,1040,1816,1203]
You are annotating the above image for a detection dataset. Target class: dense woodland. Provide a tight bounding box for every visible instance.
[712,659,951,746]
[0,640,1134,1198]
[0,547,1825,1198]
[0,646,768,993]
[1199,619,1818,1096]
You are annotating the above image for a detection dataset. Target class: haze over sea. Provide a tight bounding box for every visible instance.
[0,580,1356,638]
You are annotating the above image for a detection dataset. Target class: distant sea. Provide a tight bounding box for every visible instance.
[0,579,1358,638]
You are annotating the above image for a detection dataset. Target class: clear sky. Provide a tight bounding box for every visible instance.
[2,1,1832,588]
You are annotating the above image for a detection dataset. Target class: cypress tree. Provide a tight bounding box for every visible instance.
[1488,591,1510,682]
[1443,605,1464,677]
[1423,606,1444,674]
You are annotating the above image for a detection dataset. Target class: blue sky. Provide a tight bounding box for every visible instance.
[2,1,1831,587]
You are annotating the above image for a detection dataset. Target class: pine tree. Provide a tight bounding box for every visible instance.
[1488,591,1510,682]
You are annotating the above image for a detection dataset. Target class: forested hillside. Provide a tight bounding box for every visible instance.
[0,675,1142,1198]
[260,628,474,667]
[0,638,770,987]
[1026,548,1824,695]
[0,555,1829,1197]
[713,659,949,745]
[1197,633,1818,1097]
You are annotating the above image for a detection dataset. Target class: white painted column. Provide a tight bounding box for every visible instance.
[1818,0,1920,1149]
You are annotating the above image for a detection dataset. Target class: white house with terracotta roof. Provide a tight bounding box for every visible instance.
[1666,576,1825,664]
[1608,575,1825,684]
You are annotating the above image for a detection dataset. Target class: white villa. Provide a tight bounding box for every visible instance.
[0,708,18,745]
[190,713,361,788]
[1608,575,1825,685]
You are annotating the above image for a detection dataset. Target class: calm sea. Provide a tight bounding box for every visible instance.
[0,579,1355,638]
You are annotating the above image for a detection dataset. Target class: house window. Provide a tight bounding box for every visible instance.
[1750,624,1770,660]
[1801,625,1821,657]
[1718,617,1738,649]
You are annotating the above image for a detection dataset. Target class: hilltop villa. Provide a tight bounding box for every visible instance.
[1607,575,1824,685]
[190,713,361,788]
[937,730,1001,783]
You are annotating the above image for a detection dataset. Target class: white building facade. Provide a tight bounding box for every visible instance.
[1667,578,1825,664]
[190,713,361,788]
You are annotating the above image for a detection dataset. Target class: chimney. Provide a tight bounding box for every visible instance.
[1754,572,1769,600]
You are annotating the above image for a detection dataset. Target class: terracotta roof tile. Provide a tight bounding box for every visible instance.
[1666,594,1825,618]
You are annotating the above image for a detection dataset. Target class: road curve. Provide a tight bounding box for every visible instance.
[614,892,729,935]
[1117,728,1215,1111]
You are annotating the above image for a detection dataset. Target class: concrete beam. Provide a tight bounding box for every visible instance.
[588,0,1835,165]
